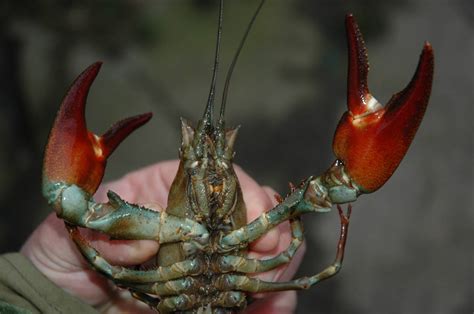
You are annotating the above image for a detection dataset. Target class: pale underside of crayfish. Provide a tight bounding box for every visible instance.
[41,0,434,313]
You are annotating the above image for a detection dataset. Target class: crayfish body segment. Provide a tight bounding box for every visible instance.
[41,1,433,313]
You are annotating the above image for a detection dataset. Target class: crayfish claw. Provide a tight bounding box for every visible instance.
[43,62,152,195]
[332,15,434,193]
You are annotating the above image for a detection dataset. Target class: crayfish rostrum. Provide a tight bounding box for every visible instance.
[42,0,434,312]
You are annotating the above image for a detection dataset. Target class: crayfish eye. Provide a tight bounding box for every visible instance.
[335,159,344,167]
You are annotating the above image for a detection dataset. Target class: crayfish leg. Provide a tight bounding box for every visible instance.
[215,206,351,292]
[68,223,206,282]
[215,219,303,274]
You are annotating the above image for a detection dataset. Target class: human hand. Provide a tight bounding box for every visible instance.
[21,160,305,313]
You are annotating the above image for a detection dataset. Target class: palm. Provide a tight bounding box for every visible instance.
[21,161,304,313]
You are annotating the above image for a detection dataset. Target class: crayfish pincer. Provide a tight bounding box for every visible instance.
[42,0,433,312]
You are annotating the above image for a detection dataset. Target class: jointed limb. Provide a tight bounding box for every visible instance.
[210,291,246,309]
[217,219,303,273]
[155,292,246,313]
[216,168,238,219]
[216,206,351,293]
[218,161,361,251]
[125,277,199,296]
[45,182,209,244]
[218,179,324,250]
[67,225,205,283]
[156,295,198,313]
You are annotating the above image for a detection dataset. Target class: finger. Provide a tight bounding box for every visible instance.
[234,165,280,253]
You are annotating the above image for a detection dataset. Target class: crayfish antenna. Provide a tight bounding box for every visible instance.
[219,0,266,125]
[194,0,224,157]
[202,0,224,129]
[215,0,265,157]
[43,62,152,195]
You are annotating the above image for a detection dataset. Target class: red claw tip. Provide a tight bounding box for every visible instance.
[345,13,371,117]
[100,112,153,158]
[333,16,434,193]
[43,63,152,194]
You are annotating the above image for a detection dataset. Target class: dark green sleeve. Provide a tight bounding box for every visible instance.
[0,253,98,314]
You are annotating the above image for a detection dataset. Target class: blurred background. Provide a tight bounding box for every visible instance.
[0,0,472,313]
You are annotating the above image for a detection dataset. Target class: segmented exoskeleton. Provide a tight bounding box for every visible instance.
[42,0,434,312]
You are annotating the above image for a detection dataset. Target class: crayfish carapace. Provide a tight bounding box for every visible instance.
[42,0,434,312]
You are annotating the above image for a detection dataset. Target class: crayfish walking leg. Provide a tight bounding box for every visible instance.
[215,206,351,292]
[66,225,206,283]
[215,218,303,274]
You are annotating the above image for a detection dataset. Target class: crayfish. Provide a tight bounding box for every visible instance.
[41,0,434,313]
